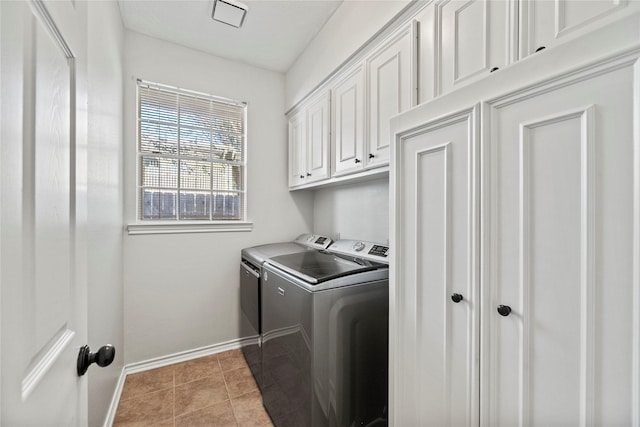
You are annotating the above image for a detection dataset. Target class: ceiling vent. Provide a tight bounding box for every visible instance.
[211,0,248,28]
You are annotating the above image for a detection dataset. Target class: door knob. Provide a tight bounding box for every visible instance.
[77,344,115,376]
[368,153,375,159]
[497,305,512,317]
[451,293,463,303]
[490,67,500,73]
[354,158,361,164]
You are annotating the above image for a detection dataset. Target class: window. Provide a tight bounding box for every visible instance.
[137,80,247,222]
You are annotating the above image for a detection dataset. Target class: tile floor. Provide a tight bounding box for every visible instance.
[113,349,274,427]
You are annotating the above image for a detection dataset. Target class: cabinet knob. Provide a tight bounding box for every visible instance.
[369,153,375,159]
[306,173,312,177]
[451,293,463,303]
[497,305,512,317]
[490,67,500,73]
[299,175,304,179]
[354,158,361,164]
[535,46,546,52]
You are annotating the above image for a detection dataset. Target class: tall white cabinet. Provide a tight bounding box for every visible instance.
[391,16,640,426]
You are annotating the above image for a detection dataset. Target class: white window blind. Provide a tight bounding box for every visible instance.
[137,80,247,221]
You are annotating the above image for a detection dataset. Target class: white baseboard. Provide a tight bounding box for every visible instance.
[103,367,126,427]
[124,336,256,374]
[102,336,258,426]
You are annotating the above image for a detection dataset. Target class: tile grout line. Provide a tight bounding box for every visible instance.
[219,356,241,426]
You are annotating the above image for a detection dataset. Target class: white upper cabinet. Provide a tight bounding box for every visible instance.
[366,22,417,169]
[288,110,306,187]
[332,64,365,176]
[288,90,330,188]
[519,0,637,58]
[434,0,515,96]
[305,92,331,183]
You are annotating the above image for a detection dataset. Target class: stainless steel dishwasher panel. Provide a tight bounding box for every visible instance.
[261,266,313,427]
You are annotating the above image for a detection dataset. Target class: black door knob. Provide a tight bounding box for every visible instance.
[299,175,304,179]
[354,158,361,164]
[77,344,115,376]
[535,46,546,52]
[497,305,512,317]
[369,153,375,159]
[306,173,312,177]
[451,293,463,303]
[490,67,500,73]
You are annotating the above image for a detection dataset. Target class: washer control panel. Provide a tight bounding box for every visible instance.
[294,233,333,250]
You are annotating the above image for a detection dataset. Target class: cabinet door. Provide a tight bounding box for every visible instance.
[305,91,331,183]
[519,0,631,58]
[484,54,639,426]
[392,106,480,426]
[333,65,365,176]
[436,0,514,96]
[366,23,416,169]
[288,111,306,187]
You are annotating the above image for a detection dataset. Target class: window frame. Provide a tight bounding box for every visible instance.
[128,80,252,235]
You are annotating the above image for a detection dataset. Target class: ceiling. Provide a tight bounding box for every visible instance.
[117,0,344,73]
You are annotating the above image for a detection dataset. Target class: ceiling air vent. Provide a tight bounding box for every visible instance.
[211,0,248,28]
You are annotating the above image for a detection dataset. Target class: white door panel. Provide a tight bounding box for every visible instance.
[306,92,331,183]
[288,111,306,187]
[520,0,630,58]
[1,0,88,424]
[437,0,512,95]
[333,65,365,176]
[486,61,637,426]
[367,24,415,168]
[393,106,479,426]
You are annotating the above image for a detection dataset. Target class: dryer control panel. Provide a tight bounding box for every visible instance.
[329,240,390,264]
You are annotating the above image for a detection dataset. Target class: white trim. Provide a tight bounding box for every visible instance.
[21,328,75,401]
[102,368,126,427]
[285,0,432,116]
[633,49,640,427]
[126,221,253,235]
[123,337,254,375]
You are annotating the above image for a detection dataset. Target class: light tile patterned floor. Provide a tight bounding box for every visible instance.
[113,349,274,427]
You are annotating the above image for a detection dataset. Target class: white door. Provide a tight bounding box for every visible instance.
[1,0,88,425]
[366,23,416,169]
[305,91,331,183]
[519,0,631,58]
[332,64,365,176]
[436,0,513,96]
[392,106,480,426]
[288,110,306,187]
[484,52,639,425]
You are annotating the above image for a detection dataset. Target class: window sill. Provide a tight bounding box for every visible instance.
[127,221,253,235]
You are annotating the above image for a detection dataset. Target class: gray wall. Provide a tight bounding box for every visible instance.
[122,31,313,364]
